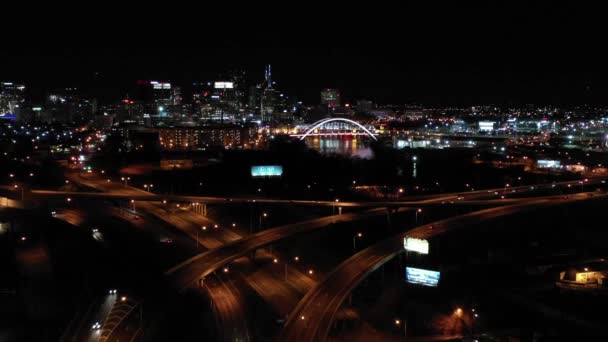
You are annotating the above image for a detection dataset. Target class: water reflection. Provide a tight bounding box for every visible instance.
[305,137,373,159]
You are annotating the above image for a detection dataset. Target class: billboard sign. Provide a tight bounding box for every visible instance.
[214,82,234,89]
[478,121,496,131]
[405,267,440,287]
[537,160,561,169]
[251,165,283,177]
[403,237,429,254]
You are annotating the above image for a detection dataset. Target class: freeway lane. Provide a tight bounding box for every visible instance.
[165,189,606,294]
[166,207,404,292]
[280,192,608,342]
[29,189,542,207]
[26,177,607,207]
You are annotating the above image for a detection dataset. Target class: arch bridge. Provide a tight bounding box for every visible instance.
[290,118,378,140]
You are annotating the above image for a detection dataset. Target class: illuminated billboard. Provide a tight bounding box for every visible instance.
[537,160,561,168]
[251,165,283,177]
[214,82,234,89]
[405,267,440,287]
[478,121,496,131]
[151,81,171,89]
[403,237,429,254]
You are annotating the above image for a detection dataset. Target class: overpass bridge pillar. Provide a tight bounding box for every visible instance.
[191,203,207,216]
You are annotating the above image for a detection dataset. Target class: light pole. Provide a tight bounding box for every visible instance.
[353,232,362,252]
[259,212,267,232]
[415,208,422,224]
[395,319,406,340]
[285,256,299,282]
[273,258,289,282]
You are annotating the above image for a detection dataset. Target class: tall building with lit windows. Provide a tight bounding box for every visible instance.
[157,125,258,150]
[151,81,172,118]
[321,89,340,107]
[0,82,26,118]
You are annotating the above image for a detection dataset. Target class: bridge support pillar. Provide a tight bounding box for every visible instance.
[338,207,342,215]
[191,203,207,216]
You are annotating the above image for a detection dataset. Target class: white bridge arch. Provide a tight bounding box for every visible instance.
[295,118,378,140]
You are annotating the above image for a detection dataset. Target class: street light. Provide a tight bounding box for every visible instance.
[394,319,406,339]
[353,232,363,251]
[259,212,268,232]
[415,208,422,224]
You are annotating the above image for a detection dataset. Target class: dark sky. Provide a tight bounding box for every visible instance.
[1,4,606,105]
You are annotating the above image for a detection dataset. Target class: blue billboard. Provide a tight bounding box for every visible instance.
[251,165,283,178]
[405,267,440,287]
[0,113,16,121]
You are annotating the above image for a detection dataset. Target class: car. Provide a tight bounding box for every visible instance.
[160,237,173,244]
[92,322,101,330]
[92,228,99,233]
[51,211,56,216]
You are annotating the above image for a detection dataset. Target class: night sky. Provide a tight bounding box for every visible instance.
[1,5,605,105]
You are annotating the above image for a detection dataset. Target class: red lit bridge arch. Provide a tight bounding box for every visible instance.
[290,118,378,140]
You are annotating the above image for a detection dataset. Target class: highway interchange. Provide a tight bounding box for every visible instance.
[6,172,607,341]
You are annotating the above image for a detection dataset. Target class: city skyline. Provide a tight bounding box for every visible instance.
[3,6,608,341]
[2,30,608,106]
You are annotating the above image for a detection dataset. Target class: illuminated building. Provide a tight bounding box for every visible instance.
[46,87,95,124]
[356,100,373,113]
[261,88,279,122]
[321,89,340,107]
[158,125,258,150]
[171,86,183,106]
[265,64,272,88]
[0,82,26,119]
